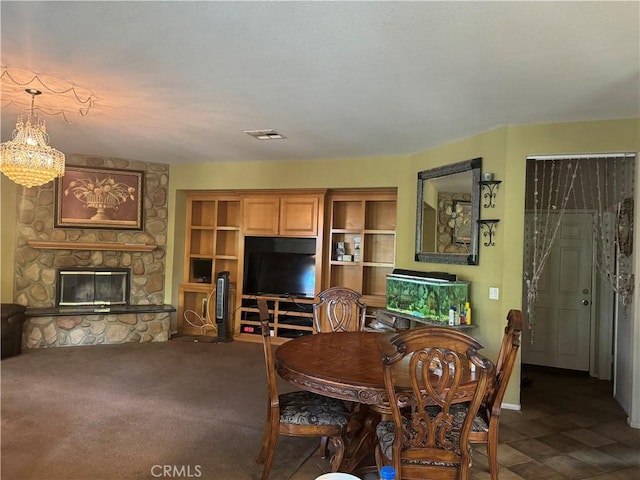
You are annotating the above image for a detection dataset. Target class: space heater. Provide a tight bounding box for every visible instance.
[215,271,234,343]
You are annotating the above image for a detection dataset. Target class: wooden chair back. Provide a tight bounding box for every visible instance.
[255,299,349,479]
[257,299,279,409]
[489,309,523,417]
[465,309,523,480]
[313,287,367,332]
[382,327,492,480]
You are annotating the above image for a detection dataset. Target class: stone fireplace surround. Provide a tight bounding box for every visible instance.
[14,155,172,349]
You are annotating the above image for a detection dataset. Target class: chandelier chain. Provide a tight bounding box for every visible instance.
[1,66,96,123]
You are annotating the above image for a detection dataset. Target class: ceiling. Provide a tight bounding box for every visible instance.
[1,1,638,166]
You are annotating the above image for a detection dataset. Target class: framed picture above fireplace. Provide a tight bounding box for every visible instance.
[55,165,144,230]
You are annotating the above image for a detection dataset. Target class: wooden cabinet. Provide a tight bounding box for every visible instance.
[177,193,241,337]
[237,295,315,345]
[325,189,397,314]
[242,193,322,236]
[178,284,216,336]
[241,196,280,235]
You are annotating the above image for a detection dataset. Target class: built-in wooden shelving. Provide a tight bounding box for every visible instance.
[28,241,157,252]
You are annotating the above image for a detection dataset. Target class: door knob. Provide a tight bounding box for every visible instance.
[582,300,589,305]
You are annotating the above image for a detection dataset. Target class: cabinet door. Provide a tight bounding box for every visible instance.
[242,197,280,235]
[279,196,319,236]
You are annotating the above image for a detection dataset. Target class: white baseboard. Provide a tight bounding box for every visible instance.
[628,417,640,429]
[501,402,521,411]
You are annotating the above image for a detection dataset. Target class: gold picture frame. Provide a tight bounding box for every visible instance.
[55,165,144,230]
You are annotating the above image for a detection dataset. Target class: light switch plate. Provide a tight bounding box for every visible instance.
[489,287,500,300]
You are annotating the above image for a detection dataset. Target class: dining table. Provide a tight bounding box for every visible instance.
[275,330,494,471]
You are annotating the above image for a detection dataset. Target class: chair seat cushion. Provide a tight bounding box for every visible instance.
[447,403,489,433]
[376,419,458,466]
[279,391,350,427]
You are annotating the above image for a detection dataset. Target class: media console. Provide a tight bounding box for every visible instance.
[238,295,315,344]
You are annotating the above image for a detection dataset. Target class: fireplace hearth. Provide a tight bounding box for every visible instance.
[57,268,130,307]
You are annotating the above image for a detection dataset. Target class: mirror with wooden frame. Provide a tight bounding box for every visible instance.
[415,157,482,265]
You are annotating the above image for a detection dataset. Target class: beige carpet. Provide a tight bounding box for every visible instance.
[1,340,317,480]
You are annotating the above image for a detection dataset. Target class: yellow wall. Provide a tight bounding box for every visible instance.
[405,118,640,406]
[0,176,17,303]
[409,128,517,403]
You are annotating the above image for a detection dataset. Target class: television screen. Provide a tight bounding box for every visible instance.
[192,258,212,282]
[243,237,316,298]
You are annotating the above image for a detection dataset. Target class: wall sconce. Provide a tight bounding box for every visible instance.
[478,219,499,246]
[480,174,502,208]
[478,173,501,246]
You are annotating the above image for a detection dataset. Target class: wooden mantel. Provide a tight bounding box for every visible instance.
[28,241,157,252]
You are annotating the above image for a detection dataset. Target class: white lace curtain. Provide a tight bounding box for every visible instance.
[524,154,635,341]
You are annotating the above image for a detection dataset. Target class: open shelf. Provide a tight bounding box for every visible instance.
[178,194,242,336]
[326,189,397,302]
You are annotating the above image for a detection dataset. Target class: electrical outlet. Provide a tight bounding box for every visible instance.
[489,287,500,300]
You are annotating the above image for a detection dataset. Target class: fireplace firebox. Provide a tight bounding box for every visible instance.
[56,268,130,306]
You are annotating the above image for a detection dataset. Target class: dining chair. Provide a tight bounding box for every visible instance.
[458,309,523,480]
[312,287,367,333]
[312,286,368,457]
[255,299,350,480]
[375,327,492,480]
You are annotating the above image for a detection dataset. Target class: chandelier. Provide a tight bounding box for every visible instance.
[0,89,65,188]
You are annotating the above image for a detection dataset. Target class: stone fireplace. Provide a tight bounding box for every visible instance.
[14,154,173,349]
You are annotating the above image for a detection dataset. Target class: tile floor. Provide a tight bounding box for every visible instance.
[290,365,640,479]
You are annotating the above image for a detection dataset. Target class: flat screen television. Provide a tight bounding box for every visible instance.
[243,237,316,298]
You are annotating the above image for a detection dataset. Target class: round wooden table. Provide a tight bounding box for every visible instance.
[276,331,394,405]
[275,330,489,407]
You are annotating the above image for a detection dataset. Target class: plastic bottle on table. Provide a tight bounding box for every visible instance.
[465,301,472,325]
[380,466,396,480]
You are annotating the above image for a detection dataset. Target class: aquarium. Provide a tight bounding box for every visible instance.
[386,272,469,324]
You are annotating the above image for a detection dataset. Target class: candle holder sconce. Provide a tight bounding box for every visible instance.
[478,219,500,246]
[479,180,502,208]
[477,174,501,246]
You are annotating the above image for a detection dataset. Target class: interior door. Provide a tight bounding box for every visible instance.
[523,213,593,371]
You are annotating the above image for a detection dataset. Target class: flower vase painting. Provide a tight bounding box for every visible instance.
[55,166,144,229]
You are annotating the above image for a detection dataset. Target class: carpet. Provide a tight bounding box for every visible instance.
[1,340,318,480]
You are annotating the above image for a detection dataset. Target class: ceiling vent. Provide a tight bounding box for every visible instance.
[244,129,285,140]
